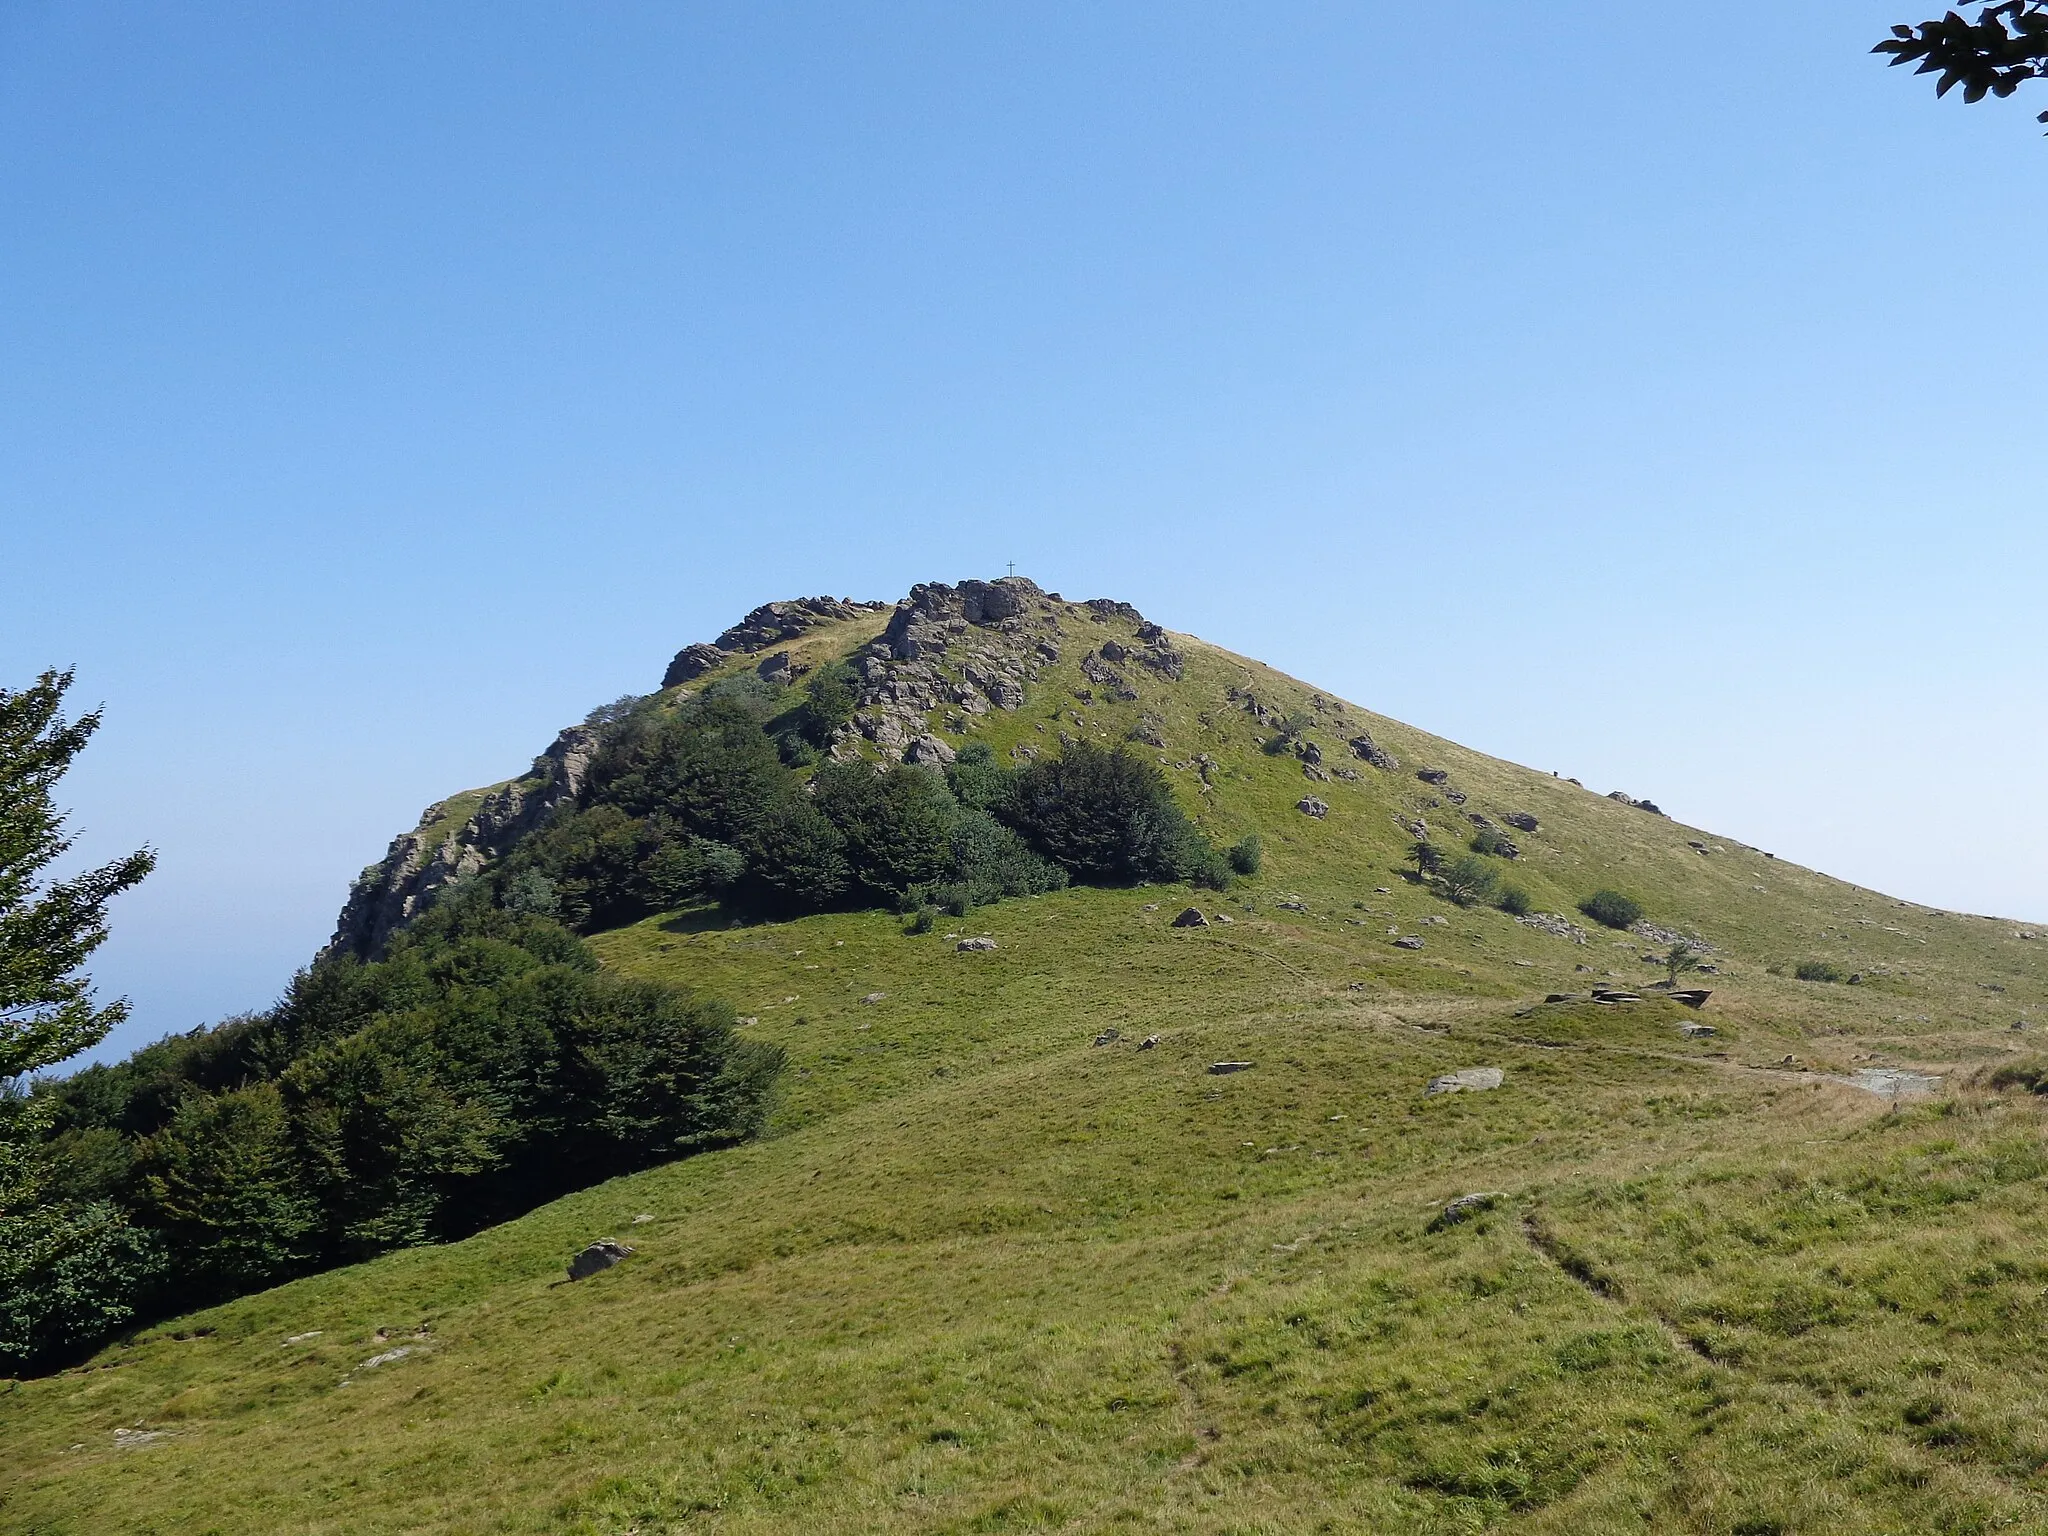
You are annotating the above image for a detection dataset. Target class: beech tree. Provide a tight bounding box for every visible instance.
[1877,3,2048,126]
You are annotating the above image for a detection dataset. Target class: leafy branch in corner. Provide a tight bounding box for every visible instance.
[1876,3,2048,127]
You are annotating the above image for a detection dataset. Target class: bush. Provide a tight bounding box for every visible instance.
[1001,743,1226,888]
[1579,890,1643,930]
[1470,827,1510,857]
[1795,960,1846,983]
[1227,834,1263,876]
[1496,884,1531,917]
[903,907,935,935]
[1441,855,1498,907]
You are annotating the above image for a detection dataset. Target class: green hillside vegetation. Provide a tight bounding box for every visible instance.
[7,583,2048,1534]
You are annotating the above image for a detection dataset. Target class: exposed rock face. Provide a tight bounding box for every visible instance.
[1417,768,1450,786]
[1426,1067,1503,1094]
[1503,811,1540,833]
[327,724,600,962]
[1172,907,1209,928]
[661,596,886,688]
[1297,796,1329,818]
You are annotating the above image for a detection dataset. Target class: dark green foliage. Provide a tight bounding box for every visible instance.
[811,762,955,902]
[1579,890,1644,930]
[1663,943,1703,987]
[1796,960,1847,983]
[799,661,858,745]
[944,740,1014,812]
[1408,840,1444,879]
[1876,4,2048,125]
[1227,834,1263,876]
[904,907,936,935]
[1440,855,1497,907]
[1496,884,1532,917]
[1470,827,1511,857]
[2,669,156,1212]
[1001,743,1227,888]
[8,890,779,1372]
[0,1200,163,1373]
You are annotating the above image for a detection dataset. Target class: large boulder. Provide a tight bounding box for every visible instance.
[567,1239,635,1281]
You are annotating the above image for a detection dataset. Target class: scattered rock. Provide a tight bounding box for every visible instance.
[354,1345,416,1370]
[860,992,887,1004]
[1348,733,1398,771]
[1394,936,1425,950]
[1444,789,1468,806]
[1416,768,1450,785]
[1503,812,1539,833]
[1544,993,1578,1004]
[1276,899,1309,913]
[1099,639,1129,663]
[1172,907,1208,928]
[1422,915,1449,927]
[1296,796,1330,819]
[568,1240,635,1281]
[632,1213,655,1224]
[1518,912,1590,944]
[1137,1034,1161,1050]
[113,1427,170,1449]
[957,936,998,952]
[282,1330,323,1346]
[1207,1061,1255,1075]
[1426,1067,1503,1095]
[1214,913,1235,924]
[1679,1023,1716,1038]
[904,734,957,766]
[1093,1028,1120,1047]
[1590,989,1642,1004]
[1838,1068,1942,1101]
[1669,989,1713,1009]
[1140,902,1159,912]
[1428,1191,1506,1231]
[1301,761,1331,782]
[756,650,795,686]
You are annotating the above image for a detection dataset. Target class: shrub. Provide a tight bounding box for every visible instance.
[1441,855,1498,907]
[798,661,858,745]
[904,907,935,935]
[1001,743,1225,887]
[1496,884,1531,917]
[1227,834,1263,876]
[1795,960,1846,983]
[1470,827,1511,857]
[1579,890,1643,930]
[1408,840,1444,878]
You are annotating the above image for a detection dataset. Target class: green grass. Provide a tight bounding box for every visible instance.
[7,598,2048,1533]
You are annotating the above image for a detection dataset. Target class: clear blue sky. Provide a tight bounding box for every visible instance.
[4,2,2043,1065]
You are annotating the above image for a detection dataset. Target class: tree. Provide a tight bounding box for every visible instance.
[1407,840,1444,880]
[1661,942,1703,989]
[2,670,154,1210]
[1440,855,1498,907]
[1877,3,2048,127]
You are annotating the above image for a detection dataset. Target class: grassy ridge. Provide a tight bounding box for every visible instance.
[6,603,2047,1533]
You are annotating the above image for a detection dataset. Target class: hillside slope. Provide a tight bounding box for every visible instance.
[7,577,2048,1535]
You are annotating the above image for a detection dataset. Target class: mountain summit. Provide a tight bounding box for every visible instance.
[14,576,2048,1534]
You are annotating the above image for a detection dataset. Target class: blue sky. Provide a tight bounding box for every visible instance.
[3,2,2043,1064]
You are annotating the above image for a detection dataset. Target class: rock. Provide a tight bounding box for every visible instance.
[1080,652,1127,690]
[905,735,957,766]
[1590,989,1643,1004]
[1301,762,1331,782]
[860,992,887,1004]
[1422,914,1449,927]
[1093,1028,1120,1047]
[1214,913,1234,924]
[661,642,731,687]
[1207,1061,1255,1075]
[1668,989,1713,1009]
[1444,789,1467,806]
[1544,993,1579,1004]
[1298,740,1324,766]
[1425,1068,1503,1095]
[756,651,795,686]
[957,936,998,952]
[1679,1023,1716,1038]
[1296,796,1330,819]
[1504,812,1540,833]
[567,1239,635,1281]
[1348,733,1398,771]
[1171,907,1209,928]
[1137,1034,1162,1050]
[1428,1192,1505,1231]
[1417,768,1450,785]
[1276,899,1309,912]
[114,1427,171,1449]
[1099,639,1128,663]
[1139,646,1186,682]
[1394,936,1425,950]
[1140,902,1159,912]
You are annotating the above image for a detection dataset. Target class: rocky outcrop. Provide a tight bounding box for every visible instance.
[1348,732,1398,771]
[660,596,886,688]
[326,724,599,961]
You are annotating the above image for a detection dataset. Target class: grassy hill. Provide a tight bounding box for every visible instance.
[7,582,2048,1535]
